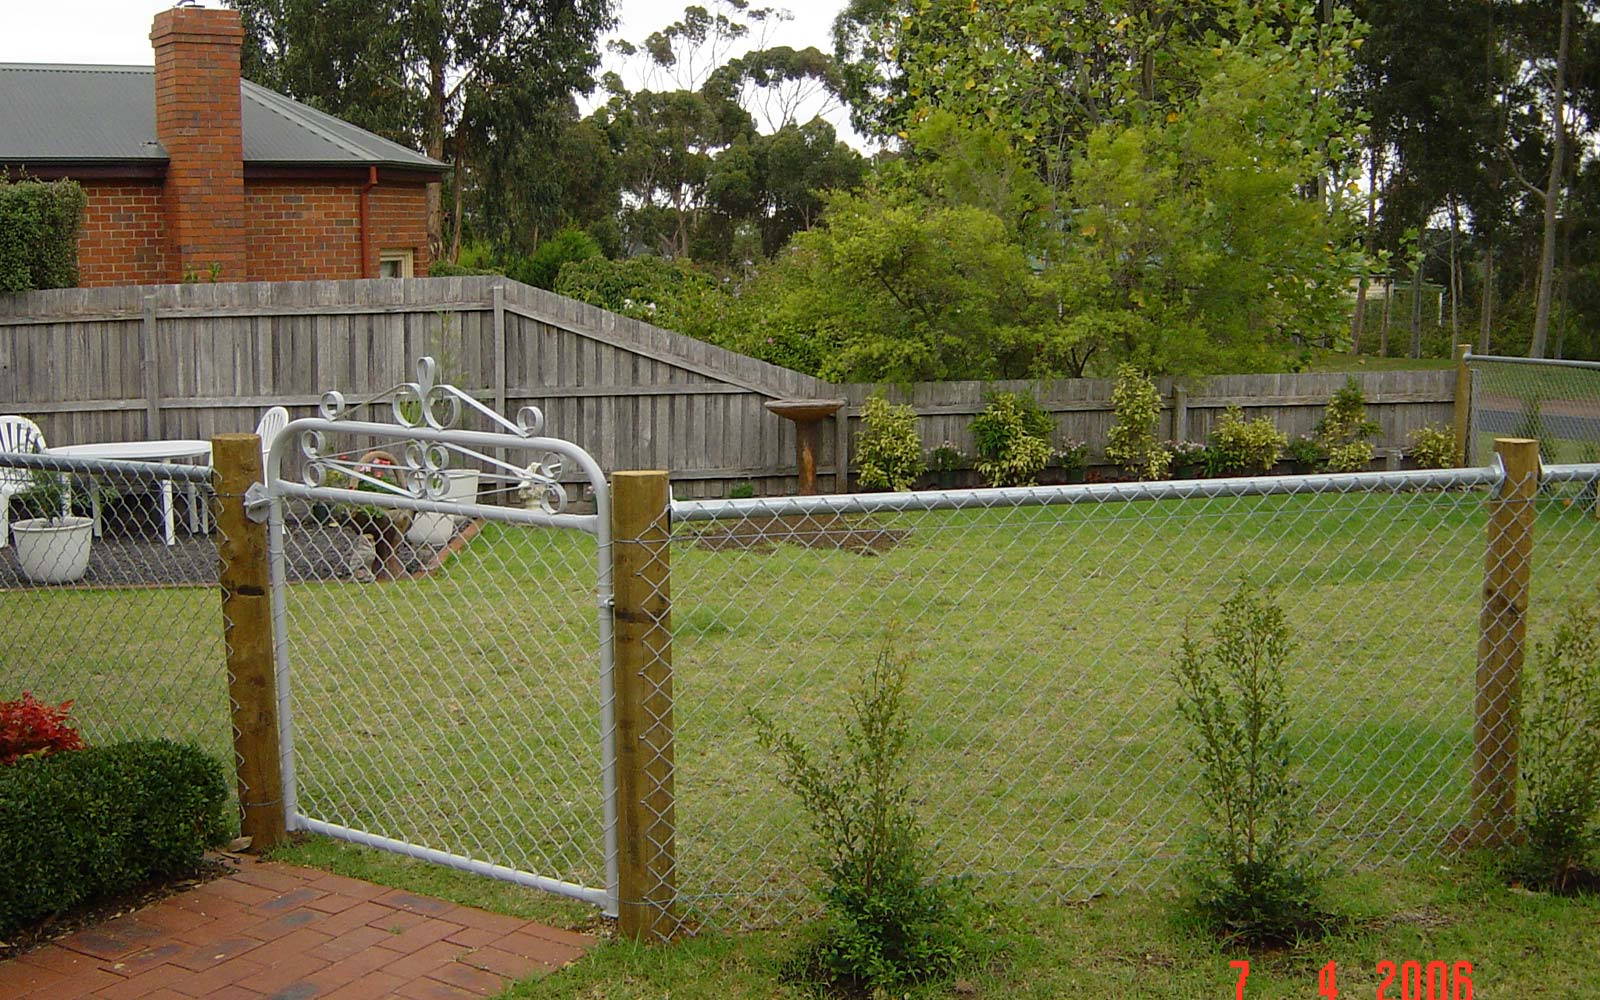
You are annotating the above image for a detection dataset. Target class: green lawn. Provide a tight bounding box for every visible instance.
[1298,350,1458,373]
[7,486,1599,940]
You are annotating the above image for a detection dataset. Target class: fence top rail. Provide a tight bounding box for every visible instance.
[0,449,213,484]
[669,464,1506,522]
[1542,462,1600,485]
[1464,351,1600,372]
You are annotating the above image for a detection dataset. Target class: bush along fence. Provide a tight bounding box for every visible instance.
[6,422,1600,944]
[1,276,1463,499]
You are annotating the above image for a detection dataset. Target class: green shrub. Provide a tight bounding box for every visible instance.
[1105,365,1171,481]
[1173,582,1330,945]
[971,391,1052,487]
[1315,377,1380,473]
[728,481,756,500]
[1407,424,1457,470]
[0,740,230,936]
[0,177,86,293]
[1513,600,1600,893]
[752,647,975,993]
[1285,434,1324,469]
[856,395,925,492]
[927,441,965,475]
[1205,406,1287,477]
[1514,397,1560,464]
[511,227,602,290]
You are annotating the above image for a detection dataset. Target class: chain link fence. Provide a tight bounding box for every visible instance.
[1,450,230,773]
[1468,354,1600,466]
[655,460,1600,933]
[266,427,616,908]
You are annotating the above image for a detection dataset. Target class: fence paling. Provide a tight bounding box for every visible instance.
[213,433,286,850]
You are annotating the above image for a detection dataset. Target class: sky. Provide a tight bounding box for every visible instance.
[0,0,865,145]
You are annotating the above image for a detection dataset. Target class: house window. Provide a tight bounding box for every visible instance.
[378,249,414,278]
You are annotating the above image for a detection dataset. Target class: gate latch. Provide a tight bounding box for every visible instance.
[244,482,272,523]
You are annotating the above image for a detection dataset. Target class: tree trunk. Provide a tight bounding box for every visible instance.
[1350,147,1381,354]
[1409,235,1425,359]
[1380,276,1392,356]
[1448,196,1461,339]
[1479,242,1494,354]
[449,124,466,264]
[426,56,447,262]
[1530,0,1571,359]
[1555,206,1571,358]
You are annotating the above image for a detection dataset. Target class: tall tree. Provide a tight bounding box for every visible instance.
[229,0,615,259]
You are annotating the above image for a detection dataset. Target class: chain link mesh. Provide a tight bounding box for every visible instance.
[1469,355,1600,466]
[0,453,230,774]
[273,432,611,900]
[658,465,1600,932]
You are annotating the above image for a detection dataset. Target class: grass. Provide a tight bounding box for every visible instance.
[495,858,1600,998]
[7,487,1600,939]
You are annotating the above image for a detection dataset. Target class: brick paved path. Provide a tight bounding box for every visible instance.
[0,857,594,998]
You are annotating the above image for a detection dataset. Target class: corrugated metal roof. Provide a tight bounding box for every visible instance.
[0,64,444,171]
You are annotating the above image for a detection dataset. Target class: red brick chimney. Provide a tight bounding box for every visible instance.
[151,6,247,283]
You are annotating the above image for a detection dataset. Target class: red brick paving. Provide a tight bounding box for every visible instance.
[1,857,593,998]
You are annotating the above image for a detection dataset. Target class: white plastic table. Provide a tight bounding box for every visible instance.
[49,440,212,546]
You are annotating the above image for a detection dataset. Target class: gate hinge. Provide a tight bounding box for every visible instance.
[244,482,272,523]
[597,593,615,610]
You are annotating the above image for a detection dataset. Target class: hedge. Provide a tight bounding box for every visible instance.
[0,177,87,294]
[0,740,230,936]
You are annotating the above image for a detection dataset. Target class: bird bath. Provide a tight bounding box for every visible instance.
[763,399,846,495]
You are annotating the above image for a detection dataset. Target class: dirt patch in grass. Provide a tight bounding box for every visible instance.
[684,513,909,556]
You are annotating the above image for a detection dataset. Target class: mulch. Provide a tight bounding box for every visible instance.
[683,512,910,555]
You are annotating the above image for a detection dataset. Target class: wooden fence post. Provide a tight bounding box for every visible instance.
[611,471,678,940]
[1454,343,1472,466]
[1171,385,1189,443]
[1470,437,1538,848]
[212,433,286,851]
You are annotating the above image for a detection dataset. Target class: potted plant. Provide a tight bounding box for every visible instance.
[405,466,481,546]
[1053,440,1089,484]
[927,441,965,490]
[337,451,412,579]
[9,470,94,584]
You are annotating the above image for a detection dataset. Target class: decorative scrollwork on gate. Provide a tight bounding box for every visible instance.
[296,355,574,513]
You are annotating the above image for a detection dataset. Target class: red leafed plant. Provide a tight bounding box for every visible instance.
[0,692,86,765]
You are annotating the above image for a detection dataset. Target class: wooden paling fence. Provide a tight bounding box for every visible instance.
[1,277,1456,497]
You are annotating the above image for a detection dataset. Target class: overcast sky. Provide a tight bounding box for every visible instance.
[0,0,865,145]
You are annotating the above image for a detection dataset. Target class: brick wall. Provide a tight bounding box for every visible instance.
[77,181,169,287]
[243,180,430,282]
[370,184,432,276]
[151,6,246,283]
[245,183,362,282]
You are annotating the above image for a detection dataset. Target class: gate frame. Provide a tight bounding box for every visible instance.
[256,358,619,915]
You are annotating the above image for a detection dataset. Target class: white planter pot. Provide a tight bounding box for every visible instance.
[404,469,481,547]
[11,516,94,584]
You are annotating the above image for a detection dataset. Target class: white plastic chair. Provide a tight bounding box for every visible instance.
[254,406,290,480]
[0,416,48,549]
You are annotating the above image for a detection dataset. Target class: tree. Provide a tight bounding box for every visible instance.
[228,0,615,259]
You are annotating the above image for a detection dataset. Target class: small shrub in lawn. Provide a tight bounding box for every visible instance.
[751,646,978,994]
[1316,377,1380,473]
[855,395,925,492]
[728,481,756,500]
[0,739,230,936]
[1105,365,1171,480]
[972,391,1052,487]
[1204,406,1287,477]
[927,441,965,475]
[1,692,85,764]
[1285,434,1324,472]
[1512,599,1600,893]
[1173,581,1333,945]
[1407,424,1456,470]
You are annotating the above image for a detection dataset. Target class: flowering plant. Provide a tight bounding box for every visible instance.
[1,692,85,765]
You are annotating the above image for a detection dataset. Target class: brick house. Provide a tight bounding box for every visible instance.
[0,6,445,287]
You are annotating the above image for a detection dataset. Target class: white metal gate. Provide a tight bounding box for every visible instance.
[257,357,617,913]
